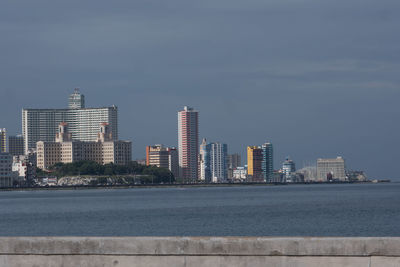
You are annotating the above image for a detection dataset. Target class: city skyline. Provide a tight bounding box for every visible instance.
[0,90,392,180]
[1,1,399,180]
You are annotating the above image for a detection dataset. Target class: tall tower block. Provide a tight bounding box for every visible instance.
[178,106,199,182]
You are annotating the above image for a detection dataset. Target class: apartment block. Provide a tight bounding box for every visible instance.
[146,144,179,178]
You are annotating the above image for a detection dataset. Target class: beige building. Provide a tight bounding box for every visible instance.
[37,123,131,170]
[146,145,179,178]
[316,157,346,181]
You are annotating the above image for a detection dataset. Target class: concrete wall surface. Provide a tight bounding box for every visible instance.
[0,237,399,267]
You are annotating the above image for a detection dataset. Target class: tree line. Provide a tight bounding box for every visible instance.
[37,161,175,184]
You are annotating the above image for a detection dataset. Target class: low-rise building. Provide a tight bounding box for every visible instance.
[37,123,131,170]
[12,155,36,184]
[296,166,317,182]
[232,167,247,180]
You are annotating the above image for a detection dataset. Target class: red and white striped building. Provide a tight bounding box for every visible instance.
[178,106,199,182]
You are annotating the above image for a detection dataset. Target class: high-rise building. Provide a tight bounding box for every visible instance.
[0,129,6,153]
[69,88,85,109]
[228,153,241,179]
[282,157,296,182]
[178,106,199,181]
[8,135,24,156]
[199,139,228,183]
[199,138,211,182]
[146,144,179,178]
[247,146,263,181]
[228,153,241,170]
[36,123,131,170]
[316,157,346,181]
[261,142,274,182]
[210,142,228,182]
[0,153,14,187]
[167,147,179,179]
[22,89,118,153]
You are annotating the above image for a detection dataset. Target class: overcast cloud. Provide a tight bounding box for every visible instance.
[0,0,399,179]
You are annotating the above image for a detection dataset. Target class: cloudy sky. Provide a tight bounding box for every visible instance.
[1,0,399,179]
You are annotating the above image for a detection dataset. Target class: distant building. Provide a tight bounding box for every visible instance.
[146,145,169,169]
[199,139,228,182]
[12,155,36,184]
[23,89,118,153]
[0,153,14,187]
[0,129,6,153]
[69,88,85,109]
[8,135,24,156]
[247,146,263,181]
[347,170,367,181]
[261,142,273,182]
[167,147,179,179]
[37,123,131,170]
[210,142,228,182]
[272,170,284,183]
[316,157,346,181]
[232,167,247,180]
[135,159,146,165]
[178,106,199,181]
[199,139,211,182]
[146,144,179,178]
[282,157,296,182]
[297,166,317,182]
[228,153,241,179]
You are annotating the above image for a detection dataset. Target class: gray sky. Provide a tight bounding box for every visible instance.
[1,0,399,180]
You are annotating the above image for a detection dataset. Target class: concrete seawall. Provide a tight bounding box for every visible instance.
[0,237,399,266]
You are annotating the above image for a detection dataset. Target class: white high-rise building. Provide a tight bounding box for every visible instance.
[199,139,228,183]
[22,89,118,153]
[210,142,228,182]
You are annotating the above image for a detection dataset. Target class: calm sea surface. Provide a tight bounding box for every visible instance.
[0,183,399,236]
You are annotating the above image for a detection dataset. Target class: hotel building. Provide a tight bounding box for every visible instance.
[37,122,131,170]
[22,89,118,153]
[316,157,346,181]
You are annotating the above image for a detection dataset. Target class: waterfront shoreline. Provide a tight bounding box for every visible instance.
[0,180,391,192]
